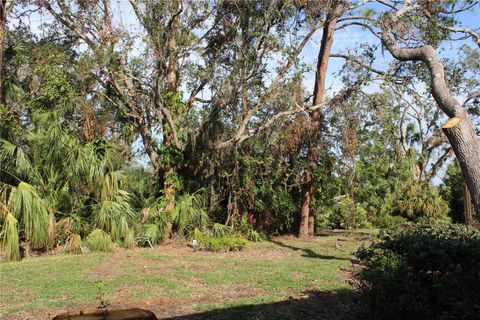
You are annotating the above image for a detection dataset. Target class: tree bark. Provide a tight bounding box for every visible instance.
[381,7,480,218]
[462,183,473,225]
[0,0,7,104]
[163,1,181,214]
[160,1,182,242]
[442,117,480,217]
[299,9,339,238]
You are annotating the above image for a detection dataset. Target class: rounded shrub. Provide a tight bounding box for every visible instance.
[86,229,113,252]
[354,225,480,320]
[200,235,248,252]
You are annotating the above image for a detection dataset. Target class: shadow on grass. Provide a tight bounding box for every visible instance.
[268,239,353,261]
[163,289,361,320]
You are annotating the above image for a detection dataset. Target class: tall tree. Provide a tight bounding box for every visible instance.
[299,3,344,237]
[380,0,480,217]
[0,0,7,103]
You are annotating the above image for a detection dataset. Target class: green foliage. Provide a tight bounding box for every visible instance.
[200,235,248,252]
[245,229,262,242]
[1,213,21,261]
[235,215,263,242]
[371,215,408,229]
[138,224,163,247]
[93,193,135,241]
[316,196,371,230]
[393,181,450,222]
[172,193,210,239]
[123,229,135,249]
[86,229,113,252]
[9,182,49,249]
[238,155,298,234]
[440,162,465,222]
[355,225,480,320]
[158,145,184,168]
[0,138,32,179]
[212,223,232,237]
[65,234,82,254]
[0,0,473,261]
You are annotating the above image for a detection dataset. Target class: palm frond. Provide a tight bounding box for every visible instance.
[139,224,162,246]
[101,170,125,201]
[9,182,49,248]
[212,223,232,238]
[172,193,210,239]
[123,229,135,249]
[93,191,135,239]
[86,229,113,252]
[0,139,33,178]
[1,212,21,261]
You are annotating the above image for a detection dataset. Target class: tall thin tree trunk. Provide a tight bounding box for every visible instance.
[0,0,7,103]
[163,2,180,213]
[161,1,182,241]
[299,9,339,238]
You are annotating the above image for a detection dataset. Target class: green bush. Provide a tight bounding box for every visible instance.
[234,216,263,242]
[371,215,408,229]
[315,196,371,230]
[86,229,113,252]
[200,235,248,252]
[354,225,480,320]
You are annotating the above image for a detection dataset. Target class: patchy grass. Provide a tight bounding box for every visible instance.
[0,231,374,319]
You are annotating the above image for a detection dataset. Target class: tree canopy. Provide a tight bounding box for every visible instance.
[1,0,479,260]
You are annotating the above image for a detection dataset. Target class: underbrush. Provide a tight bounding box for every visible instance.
[354,225,480,320]
[199,235,248,252]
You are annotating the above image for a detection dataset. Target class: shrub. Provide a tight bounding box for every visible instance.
[234,215,263,242]
[212,223,232,237]
[86,229,113,252]
[315,196,371,230]
[200,235,248,252]
[65,234,82,254]
[123,229,135,249]
[371,215,408,229]
[138,224,163,247]
[354,225,480,320]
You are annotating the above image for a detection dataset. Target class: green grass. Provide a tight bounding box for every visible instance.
[0,232,373,318]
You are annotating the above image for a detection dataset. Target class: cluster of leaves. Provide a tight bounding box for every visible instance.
[315,195,371,230]
[198,235,248,252]
[354,225,480,320]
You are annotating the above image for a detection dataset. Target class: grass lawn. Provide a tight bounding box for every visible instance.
[0,231,374,320]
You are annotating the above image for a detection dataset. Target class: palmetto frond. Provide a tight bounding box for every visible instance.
[0,139,33,179]
[139,224,163,246]
[172,193,210,239]
[9,182,49,249]
[86,229,113,252]
[212,223,232,238]
[93,191,135,240]
[101,170,126,201]
[1,207,21,261]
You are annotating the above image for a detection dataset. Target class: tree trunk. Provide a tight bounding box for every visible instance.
[137,118,159,169]
[462,183,474,225]
[161,1,181,241]
[442,117,480,217]
[163,2,180,212]
[382,11,480,218]
[299,9,339,238]
[0,0,7,103]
